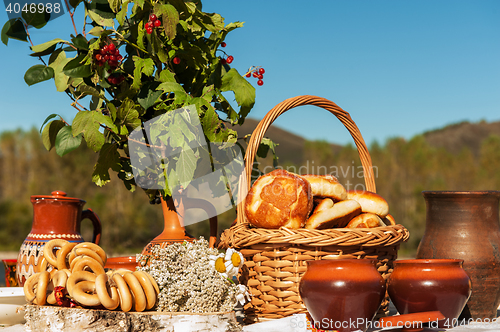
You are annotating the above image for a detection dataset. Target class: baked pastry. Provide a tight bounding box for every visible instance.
[305,199,362,229]
[300,174,347,201]
[245,169,313,229]
[346,213,385,228]
[346,190,389,218]
[383,214,396,226]
[312,198,334,214]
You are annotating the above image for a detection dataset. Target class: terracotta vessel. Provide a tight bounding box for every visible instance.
[299,259,386,332]
[141,194,218,255]
[16,191,101,285]
[416,191,500,319]
[2,259,18,287]
[104,256,137,271]
[388,259,471,327]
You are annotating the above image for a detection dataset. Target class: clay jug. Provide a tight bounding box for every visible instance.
[299,259,386,332]
[16,191,102,285]
[416,191,500,320]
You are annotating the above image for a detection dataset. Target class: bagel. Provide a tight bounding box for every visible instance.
[67,271,96,298]
[112,273,133,312]
[43,239,69,267]
[36,271,50,306]
[71,256,105,275]
[56,242,77,271]
[47,270,69,305]
[305,199,362,229]
[142,271,160,296]
[346,213,385,228]
[72,247,105,266]
[72,280,101,307]
[95,274,120,310]
[73,242,107,265]
[300,174,347,201]
[123,272,147,312]
[245,169,313,229]
[24,273,40,303]
[133,271,157,310]
[346,190,389,218]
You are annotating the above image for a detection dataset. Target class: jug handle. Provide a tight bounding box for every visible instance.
[81,208,102,245]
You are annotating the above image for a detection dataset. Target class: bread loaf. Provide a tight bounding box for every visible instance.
[300,174,347,201]
[346,190,389,218]
[305,199,362,229]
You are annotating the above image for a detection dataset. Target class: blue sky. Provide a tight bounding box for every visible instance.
[1,0,499,146]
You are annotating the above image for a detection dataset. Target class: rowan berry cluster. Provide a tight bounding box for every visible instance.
[245,67,265,86]
[146,14,161,34]
[95,43,122,69]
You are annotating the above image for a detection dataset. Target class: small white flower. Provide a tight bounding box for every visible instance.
[208,253,228,278]
[224,248,244,278]
[235,284,251,306]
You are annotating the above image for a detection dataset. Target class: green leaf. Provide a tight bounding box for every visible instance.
[71,35,89,50]
[116,0,130,25]
[63,55,92,78]
[40,114,59,132]
[69,0,84,9]
[132,57,155,90]
[176,144,197,187]
[137,82,162,110]
[73,110,117,151]
[30,38,67,54]
[86,0,116,27]
[1,19,27,45]
[157,82,186,96]
[77,84,104,99]
[116,99,141,131]
[221,68,255,123]
[42,120,65,150]
[159,70,176,83]
[92,143,121,186]
[22,9,49,29]
[107,0,121,13]
[257,137,278,160]
[55,126,82,156]
[48,50,71,92]
[24,65,54,86]
[88,27,105,36]
[155,3,179,39]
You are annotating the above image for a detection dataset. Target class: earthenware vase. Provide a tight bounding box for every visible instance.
[388,259,471,327]
[104,256,137,271]
[416,191,500,319]
[299,259,386,332]
[16,191,102,286]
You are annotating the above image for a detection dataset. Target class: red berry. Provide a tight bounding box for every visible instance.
[258,68,265,75]
[257,74,263,80]
[149,14,157,22]
[95,54,102,61]
[173,57,181,65]
[226,55,234,64]
[245,72,251,78]
[109,55,117,61]
[221,58,227,65]
[252,72,258,78]
[102,45,108,53]
[221,42,226,47]
[145,21,153,29]
[108,60,118,68]
[117,55,123,61]
[257,79,264,86]
[154,19,161,27]
[108,43,116,52]
[146,27,153,34]
[104,54,110,61]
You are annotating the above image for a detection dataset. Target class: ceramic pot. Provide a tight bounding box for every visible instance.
[388,259,471,327]
[16,191,102,286]
[299,259,386,332]
[104,256,137,271]
[416,191,500,319]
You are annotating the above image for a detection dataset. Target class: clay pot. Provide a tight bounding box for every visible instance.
[299,259,386,332]
[416,191,500,319]
[16,191,102,286]
[388,259,471,327]
[104,256,137,271]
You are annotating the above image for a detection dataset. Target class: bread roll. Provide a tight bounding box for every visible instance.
[312,198,334,214]
[305,199,362,229]
[300,174,347,201]
[346,190,389,218]
[383,214,396,226]
[346,213,385,228]
[245,169,313,229]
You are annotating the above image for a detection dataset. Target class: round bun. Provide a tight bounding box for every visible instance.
[346,190,389,218]
[305,199,362,229]
[383,214,396,226]
[245,169,313,229]
[346,213,385,228]
[300,174,347,201]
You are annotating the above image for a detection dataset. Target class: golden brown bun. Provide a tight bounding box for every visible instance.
[383,214,396,226]
[245,169,313,229]
[313,198,334,213]
[346,213,385,228]
[346,190,389,218]
[300,174,347,201]
[305,199,362,229]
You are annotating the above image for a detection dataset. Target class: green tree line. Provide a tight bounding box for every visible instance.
[1,128,499,256]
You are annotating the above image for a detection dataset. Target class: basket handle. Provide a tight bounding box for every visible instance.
[237,95,376,225]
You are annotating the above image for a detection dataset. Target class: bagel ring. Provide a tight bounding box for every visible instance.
[133,271,157,310]
[73,243,107,265]
[72,247,104,266]
[23,273,40,303]
[112,273,133,312]
[56,242,77,271]
[47,269,69,305]
[67,271,96,298]
[72,280,101,307]
[123,272,147,312]
[71,256,105,276]
[141,270,160,296]
[35,271,50,306]
[43,239,69,267]
[95,274,120,310]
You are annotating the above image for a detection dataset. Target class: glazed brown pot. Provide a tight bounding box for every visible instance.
[416,191,500,319]
[16,191,102,285]
[299,259,386,332]
[104,256,137,271]
[388,259,471,327]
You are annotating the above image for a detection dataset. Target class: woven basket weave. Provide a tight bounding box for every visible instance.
[219,95,409,321]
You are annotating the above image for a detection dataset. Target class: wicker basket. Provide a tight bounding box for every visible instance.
[219,95,409,321]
